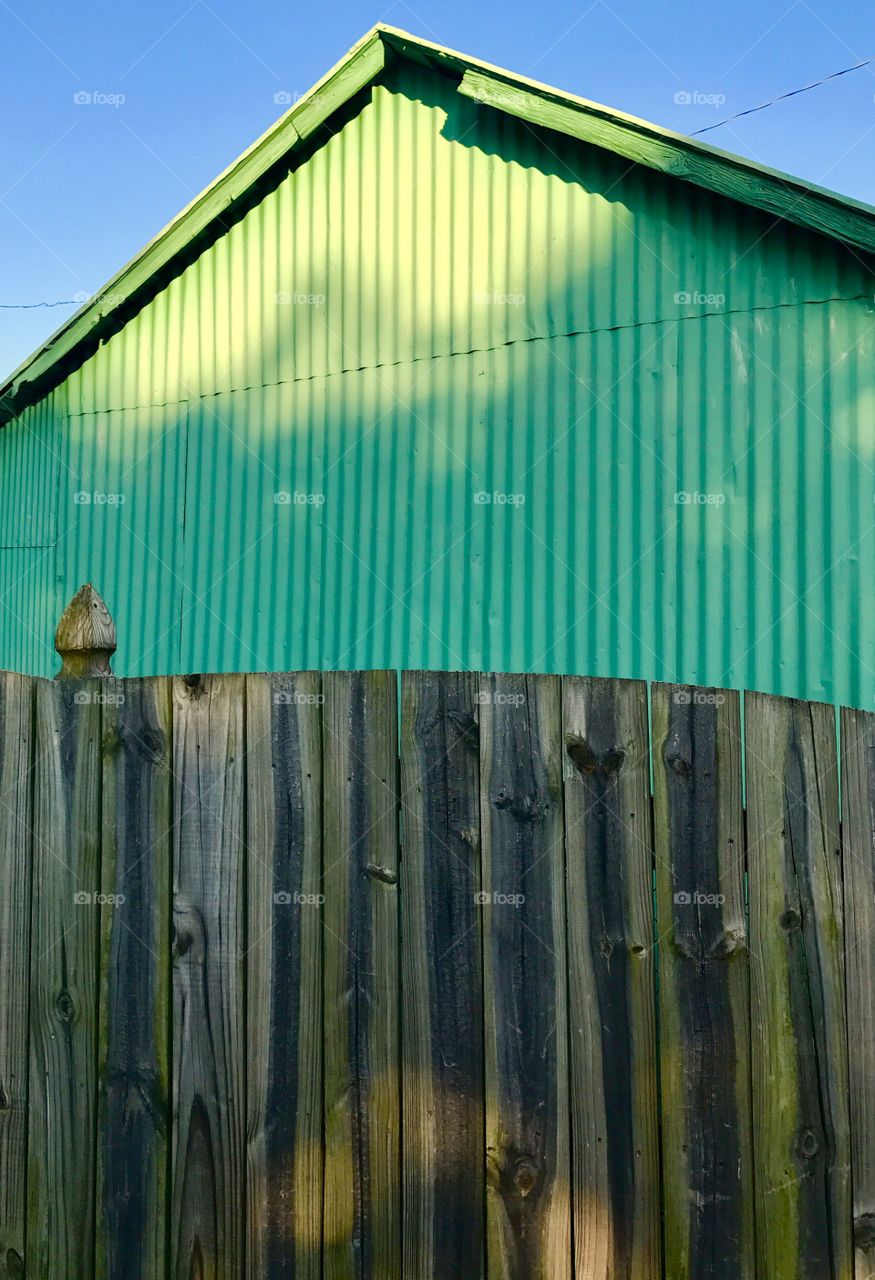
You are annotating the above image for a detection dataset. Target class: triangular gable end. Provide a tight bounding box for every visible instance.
[2,21,874,426]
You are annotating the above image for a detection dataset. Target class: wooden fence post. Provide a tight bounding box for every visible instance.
[55,584,116,678]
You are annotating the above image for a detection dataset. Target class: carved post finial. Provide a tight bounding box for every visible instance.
[55,584,116,679]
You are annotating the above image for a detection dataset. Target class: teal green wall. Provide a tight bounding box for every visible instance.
[1,62,873,705]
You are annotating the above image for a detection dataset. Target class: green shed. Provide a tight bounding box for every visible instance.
[1,25,873,704]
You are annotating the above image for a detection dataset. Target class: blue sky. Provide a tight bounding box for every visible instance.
[1,0,873,376]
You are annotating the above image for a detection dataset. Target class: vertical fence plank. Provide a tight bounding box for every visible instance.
[246,672,323,1278]
[401,671,484,1280]
[562,676,660,1280]
[323,670,400,1279]
[0,673,33,1280]
[840,704,875,1276]
[28,679,102,1277]
[652,683,752,1278]
[170,675,246,1278]
[746,692,851,1279]
[480,673,570,1280]
[96,677,172,1280]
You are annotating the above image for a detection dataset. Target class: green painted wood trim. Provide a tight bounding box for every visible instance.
[458,68,875,256]
[0,31,385,426]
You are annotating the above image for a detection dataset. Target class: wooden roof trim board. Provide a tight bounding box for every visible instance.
[457,68,875,254]
[2,21,874,427]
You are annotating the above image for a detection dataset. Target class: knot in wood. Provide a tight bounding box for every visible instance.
[566,735,598,774]
[494,788,547,823]
[448,708,479,750]
[512,1157,539,1198]
[366,862,397,885]
[566,737,626,778]
[55,990,75,1023]
[173,899,205,960]
[796,1127,819,1161]
[854,1213,875,1251]
[667,753,692,779]
[5,1248,24,1279]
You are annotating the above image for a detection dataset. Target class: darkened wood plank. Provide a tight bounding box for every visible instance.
[170,675,246,1279]
[323,670,400,1280]
[246,672,323,1279]
[0,673,34,1280]
[28,678,103,1276]
[96,678,172,1280]
[652,683,753,1279]
[400,670,484,1280]
[562,676,660,1280]
[479,673,570,1280]
[840,704,875,1276]
[746,692,851,1280]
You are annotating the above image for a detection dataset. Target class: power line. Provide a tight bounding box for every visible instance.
[2,58,873,316]
[692,58,873,136]
[0,299,80,310]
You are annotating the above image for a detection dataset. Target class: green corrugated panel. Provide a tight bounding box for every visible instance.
[0,392,61,548]
[0,62,873,706]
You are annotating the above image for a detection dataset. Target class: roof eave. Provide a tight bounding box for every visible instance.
[0,25,387,426]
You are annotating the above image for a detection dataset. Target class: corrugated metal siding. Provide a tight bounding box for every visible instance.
[0,391,61,547]
[59,403,188,674]
[1,63,874,703]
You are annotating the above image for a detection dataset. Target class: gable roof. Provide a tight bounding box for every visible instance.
[3,22,874,426]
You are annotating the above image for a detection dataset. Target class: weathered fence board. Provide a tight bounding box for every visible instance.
[480,673,570,1280]
[97,678,172,1280]
[401,670,484,1280]
[28,679,103,1277]
[840,704,875,1277]
[322,670,401,1280]
[7,667,875,1278]
[170,675,247,1278]
[562,676,660,1280]
[0,673,33,1280]
[245,672,323,1279]
[746,692,851,1280]
[653,684,753,1279]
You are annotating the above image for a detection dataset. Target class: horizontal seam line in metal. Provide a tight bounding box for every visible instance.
[62,291,872,420]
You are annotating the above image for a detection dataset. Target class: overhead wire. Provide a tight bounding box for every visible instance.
[692,58,873,135]
[1,58,873,309]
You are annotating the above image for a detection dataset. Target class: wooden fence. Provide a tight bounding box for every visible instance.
[1,667,874,1279]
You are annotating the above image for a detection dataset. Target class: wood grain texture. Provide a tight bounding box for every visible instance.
[457,69,875,255]
[562,677,660,1280]
[246,672,323,1279]
[0,673,33,1280]
[479,673,570,1280]
[54,583,117,678]
[170,675,246,1279]
[322,670,400,1280]
[652,684,753,1279]
[840,705,875,1277]
[28,678,103,1277]
[746,692,851,1280]
[96,678,172,1280]
[400,671,484,1280]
